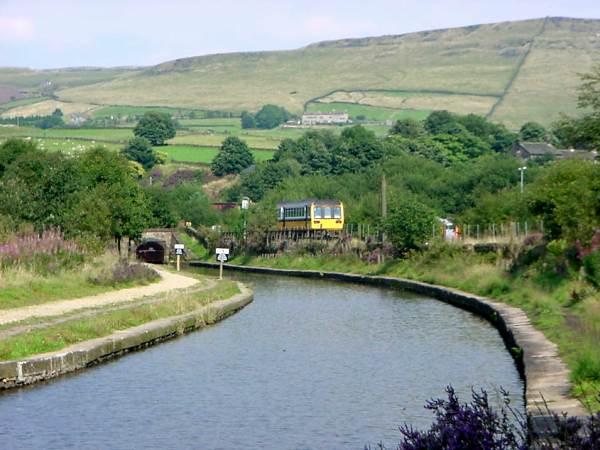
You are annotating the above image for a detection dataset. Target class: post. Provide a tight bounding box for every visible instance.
[176,254,180,272]
[381,174,387,244]
[518,166,527,194]
[219,260,223,280]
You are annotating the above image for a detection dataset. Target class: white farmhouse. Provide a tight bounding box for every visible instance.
[301,110,349,125]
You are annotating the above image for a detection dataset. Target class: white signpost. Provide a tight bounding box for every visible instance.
[174,244,184,271]
[216,248,229,280]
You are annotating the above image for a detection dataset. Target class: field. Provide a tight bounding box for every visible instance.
[306,101,431,121]
[161,145,274,164]
[16,17,592,128]
[91,105,204,119]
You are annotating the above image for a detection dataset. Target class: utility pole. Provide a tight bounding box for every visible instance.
[381,174,387,244]
[518,166,527,194]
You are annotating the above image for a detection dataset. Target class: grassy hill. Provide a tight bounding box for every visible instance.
[1,17,599,128]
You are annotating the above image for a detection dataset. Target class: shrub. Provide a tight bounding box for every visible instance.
[583,250,600,287]
[89,260,159,286]
[385,199,436,256]
[0,229,84,271]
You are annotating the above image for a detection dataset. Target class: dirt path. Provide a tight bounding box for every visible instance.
[0,268,200,327]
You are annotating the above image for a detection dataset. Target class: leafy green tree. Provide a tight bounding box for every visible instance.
[384,198,436,255]
[254,104,290,129]
[133,111,176,145]
[230,160,297,201]
[331,125,383,173]
[37,108,65,129]
[122,137,157,170]
[390,118,424,138]
[424,110,456,134]
[528,159,600,244]
[0,138,37,176]
[211,136,254,176]
[519,121,547,142]
[241,111,256,129]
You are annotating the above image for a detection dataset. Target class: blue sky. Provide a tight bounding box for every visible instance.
[0,0,598,69]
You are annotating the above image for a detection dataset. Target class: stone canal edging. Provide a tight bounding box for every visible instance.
[0,283,253,389]
[191,262,586,421]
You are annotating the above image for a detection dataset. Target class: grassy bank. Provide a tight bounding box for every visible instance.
[227,249,600,411]
[0,253,159,309]
[0,280,239,360]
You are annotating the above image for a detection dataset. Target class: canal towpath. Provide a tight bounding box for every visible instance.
[0,267,200,327]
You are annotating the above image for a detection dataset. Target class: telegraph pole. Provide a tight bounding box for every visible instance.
[381,174,387,245]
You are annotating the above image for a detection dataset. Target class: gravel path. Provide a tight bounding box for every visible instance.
[0,268,199,327]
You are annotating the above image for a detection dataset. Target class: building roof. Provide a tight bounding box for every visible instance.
[517,142,559,155]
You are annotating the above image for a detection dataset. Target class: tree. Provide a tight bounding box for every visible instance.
[0,138,37,176]
[241,111,256,129]
[133,112,176,145]
[211,136,254,176]
[254,104,290,129]
[528,159,600,244]
[519,122,547,142]
[385,198,436,255]
[37,108,64,129]
[424,111,456,134]
[390,118,424,138]
[121,137,157,170]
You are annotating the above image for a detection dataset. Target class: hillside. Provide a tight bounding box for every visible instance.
[2,17,600,128]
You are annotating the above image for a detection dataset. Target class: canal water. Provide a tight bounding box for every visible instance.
[0,273,523,450]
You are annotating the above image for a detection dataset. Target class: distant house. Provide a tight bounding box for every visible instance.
[511,141,597,161]
[301,110,349,125]
[69,112,87,127]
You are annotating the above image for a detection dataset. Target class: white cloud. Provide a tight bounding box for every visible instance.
[0,16,35,41]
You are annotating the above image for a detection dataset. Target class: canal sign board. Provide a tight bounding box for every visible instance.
[216,248,229,279]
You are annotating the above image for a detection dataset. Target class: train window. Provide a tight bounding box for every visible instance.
[323,207,332,218]
[314,207,322,219]
[333,207,341,219]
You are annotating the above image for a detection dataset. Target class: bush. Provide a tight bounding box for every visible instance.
[583,250,600,287]
[89,260,159,286]
[385,198,436,256]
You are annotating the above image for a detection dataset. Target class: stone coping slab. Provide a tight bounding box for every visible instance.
[191,261,586,419]
[0,283,252,389]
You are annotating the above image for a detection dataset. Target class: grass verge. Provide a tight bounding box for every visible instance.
[0,253,159,310]
[0,280,239,360]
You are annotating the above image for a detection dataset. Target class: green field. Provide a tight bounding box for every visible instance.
[22,17,594,128]
[307,101,431,121]
[162,145,274,164]
[0,126,133,142]
[170,132,282,150]
[179,118,241,128]
[91,105,203,119]
[0,97,47,112]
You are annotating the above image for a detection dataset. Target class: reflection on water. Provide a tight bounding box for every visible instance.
[0,272,523,450]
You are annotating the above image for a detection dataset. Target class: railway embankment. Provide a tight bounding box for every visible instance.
[190,261,586,422]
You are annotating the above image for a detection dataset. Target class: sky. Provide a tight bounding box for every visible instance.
[0,0,598,69]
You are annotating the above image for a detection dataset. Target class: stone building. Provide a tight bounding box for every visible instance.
[511,141,597,161]
[301,110,349,125]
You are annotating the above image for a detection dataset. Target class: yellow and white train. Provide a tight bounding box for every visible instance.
[276,199,345,231]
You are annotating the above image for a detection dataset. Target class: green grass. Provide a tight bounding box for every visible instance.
[0,254,158,309]
[91,105,202,119]
[44,18,599,127]
[0,280,240,360]
[161,145,274,164]
[307,101,431,121]
[179,118,241,128]
[0,97,47,112]
[224,247,600,411]
[0,126,132,142]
